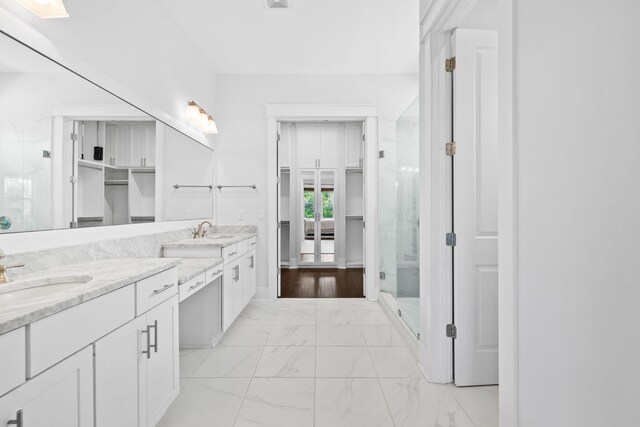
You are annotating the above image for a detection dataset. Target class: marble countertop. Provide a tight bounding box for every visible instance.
[0,258,179,335]
[162,232,257,249]
[168,257,224,284]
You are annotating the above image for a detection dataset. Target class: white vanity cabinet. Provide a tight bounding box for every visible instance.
[0,346,93,427]
[94,270,179,427]
[0,327,25,397]
[220,237,257,330]
[243,249,257,306]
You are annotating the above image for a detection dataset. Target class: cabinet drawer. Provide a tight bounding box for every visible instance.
[178,272,206,303]
[236,239,249,256]
[0,327,25,396]
[222,244,238,263]
[29,285,135,377]
[136,267,178,315]
[248,237,257,250]
[205,264,224,284]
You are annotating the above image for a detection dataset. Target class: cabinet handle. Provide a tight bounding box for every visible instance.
[228,251,237,257]
[189,281,205,291]
[7,410,22,427]
[152,283,174,295]
[250,256,254,269]
[142,325,151,359]
[211,269,223,276]
[149,320,158,354]
[250,242,256,246]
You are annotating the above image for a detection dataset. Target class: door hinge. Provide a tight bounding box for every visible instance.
[70,132,78,142]
[398,309,402,317]
[277,133,281,142]
[363,221,366,229]
[445,56,456,72]
[446,324,457,339]
[446,232,457,247]
[362,134,366,141]
[378,150,385,159]
[277,177,281,184]
[69,176,78,184]
[278,221,281,229]
[379,271,386,280]
[445,142,456,156]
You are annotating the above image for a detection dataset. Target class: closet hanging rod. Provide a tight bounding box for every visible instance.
[216,185,257,190]
[173,184,213,190]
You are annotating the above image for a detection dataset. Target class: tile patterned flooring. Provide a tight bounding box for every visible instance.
[159,298,498,427]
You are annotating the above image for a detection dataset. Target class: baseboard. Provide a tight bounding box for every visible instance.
[253,286,273,301]
[378,291,421,361]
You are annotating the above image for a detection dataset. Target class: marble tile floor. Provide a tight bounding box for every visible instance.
[159,298,498,427]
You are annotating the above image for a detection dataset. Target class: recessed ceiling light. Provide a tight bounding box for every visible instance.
[15,0,69,18]
[267,0,289,9]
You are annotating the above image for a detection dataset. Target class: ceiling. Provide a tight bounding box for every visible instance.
[157,0,419,75]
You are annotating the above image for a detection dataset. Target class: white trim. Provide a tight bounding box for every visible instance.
[0,9,211,149]
[265,104,378,301]
[498,0,518,424]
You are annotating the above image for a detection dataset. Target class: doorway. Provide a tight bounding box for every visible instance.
[277,120,365,298]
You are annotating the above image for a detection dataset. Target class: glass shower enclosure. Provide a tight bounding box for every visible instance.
[378,97,420,336]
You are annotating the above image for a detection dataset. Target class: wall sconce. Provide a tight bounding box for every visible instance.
[15,0,69,18]
[184,101,218,134]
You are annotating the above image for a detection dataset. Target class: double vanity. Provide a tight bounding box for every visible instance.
[0,229,257,426]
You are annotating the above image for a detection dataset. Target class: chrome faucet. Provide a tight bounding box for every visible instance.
[195,221,214,238]
[0,249,25,285]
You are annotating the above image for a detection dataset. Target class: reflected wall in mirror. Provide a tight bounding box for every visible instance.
[0,32,214,234]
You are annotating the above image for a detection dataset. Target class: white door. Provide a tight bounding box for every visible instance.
[453,29,499,386]
[296,126,317,168]
[145,296,179,426]
[95,316,147,427]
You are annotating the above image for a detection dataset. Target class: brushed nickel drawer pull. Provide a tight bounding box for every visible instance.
[149,320,158,353]
[152,283,174,295]
[189,281,205,291]
[228,251,237,256]
[141,326,151,359]
[7,410,23,427]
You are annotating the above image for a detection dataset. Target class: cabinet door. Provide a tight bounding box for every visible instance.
[115,124,131,166]
[145,295,179,427]
[104,123,117,166]
[94,316,147,427]
[232,258,244,321]
[318,126,339,168]
[0,347,93,427]
[278,123,291,168]
[145,125,156,167]
[223,262,236,331]
[244,250,257,305]
[296,126,317,168]
[130,125,146,167]
[345,123,363,168]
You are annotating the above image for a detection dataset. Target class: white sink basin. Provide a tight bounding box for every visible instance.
[0,275,93,295]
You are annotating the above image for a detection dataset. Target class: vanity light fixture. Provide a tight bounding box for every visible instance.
[184,101,218,134]
[15,0,69,18]
[267,0,289,8]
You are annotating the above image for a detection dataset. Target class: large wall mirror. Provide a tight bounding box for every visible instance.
[0,31,214,234]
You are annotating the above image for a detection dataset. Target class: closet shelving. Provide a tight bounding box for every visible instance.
[75,120,157,227]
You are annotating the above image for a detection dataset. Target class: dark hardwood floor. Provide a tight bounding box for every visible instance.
[280,268,364,298]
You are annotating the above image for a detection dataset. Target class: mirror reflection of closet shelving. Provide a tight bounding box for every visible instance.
[74,120,157,228]
[278,121,364,269]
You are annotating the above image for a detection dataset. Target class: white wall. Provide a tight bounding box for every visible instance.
[515,1,640,425]
[214,74,418,291]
